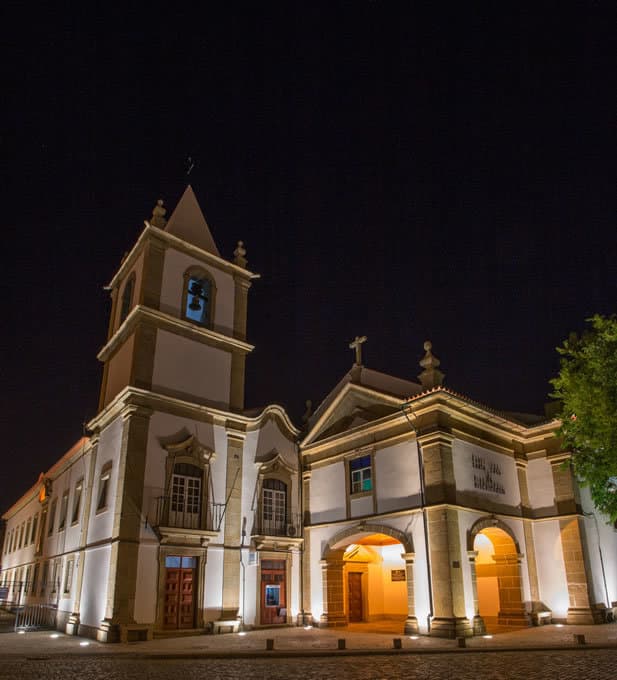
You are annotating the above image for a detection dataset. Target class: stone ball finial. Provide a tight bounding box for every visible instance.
[149,198,167,229]
[233,240,248,268]
[418,339,444,389]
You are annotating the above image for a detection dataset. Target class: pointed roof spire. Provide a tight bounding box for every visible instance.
[418,340,445,389]
[163,185,220,256]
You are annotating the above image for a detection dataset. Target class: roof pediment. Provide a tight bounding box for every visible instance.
[164,185,221,256]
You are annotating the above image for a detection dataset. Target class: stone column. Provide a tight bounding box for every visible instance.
[220,431,245,620]
[99,406,152,642]
[301,471,312,625]
[560,518,601,624]
[418,432,456,505]
[402,552,419,634]
[427,507,472,638]
[467,550,486,635]
[494,554,528,627]
[319,552,346,627]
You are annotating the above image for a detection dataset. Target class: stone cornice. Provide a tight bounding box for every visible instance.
[87,386,299,438]
[96,305,254,362]
[107,225,259,291]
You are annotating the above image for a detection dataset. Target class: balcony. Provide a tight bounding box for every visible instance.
[251,512,303,551]
[151,496,224,547]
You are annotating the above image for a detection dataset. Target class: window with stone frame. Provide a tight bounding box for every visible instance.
[63,559,74,594]
[48,499,57,536]
[30,513,38,544]
[170,462,203,530]
[96,462,112,513]
[349,454,372,494]
[58,490,69,531]
[71,479,83,524]
[261,479,287,535]
[119,273,136,324]
[181,267,215,328]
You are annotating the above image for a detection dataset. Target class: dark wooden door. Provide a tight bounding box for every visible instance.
[260,560,286,625]
[348,572,363,622]
[164,564,195,629]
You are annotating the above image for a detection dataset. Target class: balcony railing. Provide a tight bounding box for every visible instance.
[252,512,302,538]
[153,497,226,532]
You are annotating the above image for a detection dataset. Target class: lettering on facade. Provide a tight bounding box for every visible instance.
[390,569,406,582]
[472,454,505,495]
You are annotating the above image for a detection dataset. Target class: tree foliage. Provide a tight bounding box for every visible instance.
[551,315,617,520]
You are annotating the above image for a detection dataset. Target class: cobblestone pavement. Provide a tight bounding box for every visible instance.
[0,650,614,680]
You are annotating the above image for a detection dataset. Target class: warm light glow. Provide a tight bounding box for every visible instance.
[483,634,493,639]
[39,485,47,503]
[304,625,313,630]
[79,641,90,646]
[17,630,25,635]
[556,624,564,628]
[50,633,60,638]
[409,635,418,640]
[237,631,247,636]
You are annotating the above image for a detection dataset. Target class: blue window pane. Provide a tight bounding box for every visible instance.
[265,585,280,607]
[181,557,196,569]
[185,277,211,325]
[165,556,181,568]
[350,455,370,471]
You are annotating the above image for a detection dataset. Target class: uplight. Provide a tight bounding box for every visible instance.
[482,634,493,639]
[409,635,419,640]
[17,630,25,635]
[303,625,313,630]
[237,631,247,636]
[79,641,90,646]
[50,633,60,639]
[556,624,564,628]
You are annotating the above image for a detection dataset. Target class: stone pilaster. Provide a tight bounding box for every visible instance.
[560,518,600,624]
[319,552,346,627]
[494,554,528,627]
[220,431,244,619]
[523,522,540,605]
[99,406,152,642]
[301,471,312,625]
[418,432,456,505]
[467,550,486,635]
[427,507,472,638]
[232,276,251,341]
[516,460,531,518]
[402,552,419,634]
[141,238,166,310]
[550,458,577,514]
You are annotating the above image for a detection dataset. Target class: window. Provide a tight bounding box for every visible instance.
[71,480,83,524]
[25,518,31,546]
[48,499,57,536]
[58,491,69,531]
[350,455,372,494]
[40,562,49,595]
[182,268,214,327]
[265,584,280,607]
[50,561,59,593]
[31,563,39,594]
[97,463,112,512]
[18,523,25,549]
[119,273,135,324]
[30,514,38,544]
[63,559,74,594]
[262,479,287,534]
[37,508,47,554]
[170,463,202,529]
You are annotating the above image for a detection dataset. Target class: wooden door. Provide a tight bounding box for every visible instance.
[348,572,363,622]
[163,557,195,629]
[260,560,286,625]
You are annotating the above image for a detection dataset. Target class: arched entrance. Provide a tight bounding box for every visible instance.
[468,518,528,632]
[320,524,418,634]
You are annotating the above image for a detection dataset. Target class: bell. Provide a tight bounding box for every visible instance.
[189,295,201,311]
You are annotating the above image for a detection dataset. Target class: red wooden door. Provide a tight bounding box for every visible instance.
[260,560,286,625]
[164,557,195,629]
[348,572,363,622]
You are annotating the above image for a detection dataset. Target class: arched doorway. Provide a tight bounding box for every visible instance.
[469,519,528,632]
[320,524,418,634]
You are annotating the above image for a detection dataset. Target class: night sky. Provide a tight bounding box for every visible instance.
[3,5,615,510]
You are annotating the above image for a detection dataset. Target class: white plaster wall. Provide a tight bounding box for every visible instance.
[375,441,420,514]
[580,486,617,607]
[309,463,346,524]
[80,544,111,628]
[290,550,301,618]
[152,330,231,407]
[453,440,521,508]
[241,548,258,625]
[527,458,555,510]
[159,249,235,336]
[133,542,158,623]
[350,495,373,518]
[204,546,224,622]
[534,520,570,617]
[241,429,260,537]
[87,418,123,545]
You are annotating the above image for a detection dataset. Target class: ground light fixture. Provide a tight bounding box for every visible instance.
[237,631,247,636]
[482,635,493,639]
[17,630,25,634]
[79,641,90,646]
[409,635,419,640]
[50,633,60,638]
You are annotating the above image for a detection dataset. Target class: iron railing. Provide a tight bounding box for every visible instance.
[153,497,226,532]
[252,512,302,538]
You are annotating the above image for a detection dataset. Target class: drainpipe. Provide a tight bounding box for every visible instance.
[401,400,434,633]
[240,516,246,631]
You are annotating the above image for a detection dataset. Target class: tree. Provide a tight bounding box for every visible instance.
[551,315,617,521]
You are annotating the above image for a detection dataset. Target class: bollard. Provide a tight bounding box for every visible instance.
[266,638,274,650]
[337,638,346,650]
[393,638,402,649]
[574,634,586,645]
[457,636,466,648]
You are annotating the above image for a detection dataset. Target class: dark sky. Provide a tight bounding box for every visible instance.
[3,4,615,510]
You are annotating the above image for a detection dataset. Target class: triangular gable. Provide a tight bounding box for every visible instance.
[302,382,403,446]
[164,185,221,256]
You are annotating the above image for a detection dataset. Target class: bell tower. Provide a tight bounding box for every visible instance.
[97,186,257,414]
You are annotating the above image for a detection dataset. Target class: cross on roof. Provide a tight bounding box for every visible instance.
[349,335,367,366]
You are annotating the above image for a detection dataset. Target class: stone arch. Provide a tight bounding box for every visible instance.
[323,522,414,559]
[467,516,521,554]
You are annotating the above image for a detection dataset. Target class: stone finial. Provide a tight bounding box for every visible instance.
[302,399,313,423]
[233,240,248,268]
[418,340,445,389]
[150,199,167,229]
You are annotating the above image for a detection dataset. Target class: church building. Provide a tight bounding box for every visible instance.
[2,188,616,641]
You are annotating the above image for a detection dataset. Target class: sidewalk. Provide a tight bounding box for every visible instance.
[2,623,617,659]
